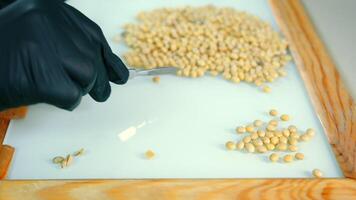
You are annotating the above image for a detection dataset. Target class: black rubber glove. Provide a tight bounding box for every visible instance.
[0,0,129,111]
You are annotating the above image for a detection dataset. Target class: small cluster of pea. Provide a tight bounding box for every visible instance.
[225,109,316,164]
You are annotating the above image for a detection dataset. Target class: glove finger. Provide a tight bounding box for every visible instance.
[61,3,129,84]
[88,50,112,102]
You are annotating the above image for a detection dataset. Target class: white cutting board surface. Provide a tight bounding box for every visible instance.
[4,0,343,179]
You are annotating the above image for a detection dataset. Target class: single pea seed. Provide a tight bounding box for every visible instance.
[257,130,266,137]
[283,154,293,163]
[279,136,288,144]
[271,136,279,145]
[245,143,255,153]
[243,136,252,143]
[268,120,278,126]
[257,145,268,153]
[236,141,245,150]
[312,169,323,178]
[225,141,236,150]
[266,125,276,131]
[251,132,259,140]
[288,145,298,152]
[269,153,279,162]
[277,143,287,151]
[266,131,275,138]
[152,76,160,83]
[306,128,315,137]
[266,143,275,151]
[280,114,290,121]
[289,138,298,145]
[274,131,283,137]
[253,120,263,127]
[262,85,271,93]
[246,125,255,133]
[295,153,304,160]
[282,129,290,137]
[253,139,263,146]
[269,109,278,116]
[236,126,246,134]
[145,150,155,159]
[262,137,270,144]
[290,132,300,140]
[299,134,310,142]
[288,125,297,133]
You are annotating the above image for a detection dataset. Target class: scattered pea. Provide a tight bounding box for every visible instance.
[145,150,155,159]
[257,145,268,153]
[236,141,245,150]
[306,128,315,137]
[266,143,275,151]
[152,76,160,83]
[257,130,266,137]
[295,153,304,160]
[269,153,279,162]
[246,125,255,133]
[253,120,263,127]
[245,143,255,153]
[283,154,293,163]
[236,126,246,134]
[288,145,298,152]
[276,143,287,151]
[243,136,252,143]
[312,169,323,178]
[280,114,290,121]
[269,109,278,116]
[251,132,259,140]
[225,141,236,150]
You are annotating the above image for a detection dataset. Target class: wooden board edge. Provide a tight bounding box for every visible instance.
[0,145,14,180]
[269,0,356,178]
[0,118,10,144]
[0,179,356,200]
[0,107,28,120]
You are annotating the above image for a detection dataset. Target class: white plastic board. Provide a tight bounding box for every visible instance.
[3,0,343,179]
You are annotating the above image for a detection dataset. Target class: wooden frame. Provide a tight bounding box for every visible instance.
[0,0,355,199]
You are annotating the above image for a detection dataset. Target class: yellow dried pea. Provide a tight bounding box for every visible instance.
[276,143,287,151]
[246,125,255,133]
[257,145,268,153]
[269,153,279,162]
[245,143,255,153]
[268,120,278,126]
[262,85,271,93]
[288,125,297,133]
[243,136,252,144]
[306,128,315,137]
[152,76,160,83]
[312,169,323,178]
[266,143,275,151]
[288,145,298,152]
[145,150,155,159]
[253,120,263,127]
[236,126,246,134]
[280,114,290,121]
[295,153,304,160]
[257,130,266,137]
[269,109,278,116]
[225,141,236,150]
[251,132,259,140]
[300,134,310,142]
[236,141,245,150]
[283,154,293,163]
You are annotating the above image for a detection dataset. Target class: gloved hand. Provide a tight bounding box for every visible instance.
[0,0,129,111]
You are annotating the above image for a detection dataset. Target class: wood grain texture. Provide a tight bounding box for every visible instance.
[0,119,10,144]
[0,145,14,180]
[0,107,28,120]
[0,179,355,200]
[269,0,356,178]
